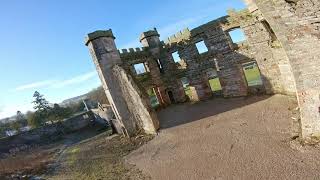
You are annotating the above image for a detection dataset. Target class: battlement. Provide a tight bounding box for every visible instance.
[164,28,191,45]
[118,47,149,54]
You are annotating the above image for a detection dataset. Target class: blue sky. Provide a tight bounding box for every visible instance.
[0,0,245,118]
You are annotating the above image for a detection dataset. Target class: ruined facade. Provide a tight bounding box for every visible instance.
[85,0,320,142]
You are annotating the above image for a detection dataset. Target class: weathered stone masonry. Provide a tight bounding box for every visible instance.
[85,31,159,136]
[85,0,320,142]
[244,0,320,142]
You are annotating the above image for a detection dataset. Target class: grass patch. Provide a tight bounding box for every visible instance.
[47,133,153,180]
[209,78,222,92]
[184,87,192,99]
[243,66,263,86]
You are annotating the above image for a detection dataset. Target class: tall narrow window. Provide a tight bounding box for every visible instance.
[206,69,222,92]
[172,52,181,63]
[147,88,160,108]
[228,28,246,43]
[181,77,191,99]
[195,40,208,54]
[157,59,164,73]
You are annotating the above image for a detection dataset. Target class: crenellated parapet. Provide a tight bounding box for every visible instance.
[164,28,192,45]
[118,47,146,54]
[118,47,152,63]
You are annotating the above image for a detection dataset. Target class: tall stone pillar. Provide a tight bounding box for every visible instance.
[85,30,159,136]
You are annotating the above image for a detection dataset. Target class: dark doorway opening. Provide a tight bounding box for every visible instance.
[167,91,175,104]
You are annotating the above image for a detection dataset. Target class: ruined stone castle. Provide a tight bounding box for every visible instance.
[85,0,320,143]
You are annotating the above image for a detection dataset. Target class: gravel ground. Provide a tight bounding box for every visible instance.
[126,95,320,180]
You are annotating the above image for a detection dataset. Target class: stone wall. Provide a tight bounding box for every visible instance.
[0,111,96,155]
[120,19,252,102]
[228,8,296,95]
[113,65,159,134]
[244,0,320,141]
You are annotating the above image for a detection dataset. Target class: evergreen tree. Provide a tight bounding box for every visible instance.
[32,91,50,111]
[30,91,50,127]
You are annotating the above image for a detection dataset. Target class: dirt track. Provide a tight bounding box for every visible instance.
[126,95,320,180]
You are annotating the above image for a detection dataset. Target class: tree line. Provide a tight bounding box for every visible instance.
[0,86,109,138]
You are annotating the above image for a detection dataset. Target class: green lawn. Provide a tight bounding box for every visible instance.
[183,78,222,99]
[243,65,263,86]
[209,78,222,92]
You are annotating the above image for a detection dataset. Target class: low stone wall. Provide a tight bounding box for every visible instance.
[0,111,95,156]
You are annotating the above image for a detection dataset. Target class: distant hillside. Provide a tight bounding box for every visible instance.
[60,86,108,107]
[60,94,88,106]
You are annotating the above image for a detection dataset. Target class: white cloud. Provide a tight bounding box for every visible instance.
[51,71,97,88]
[15,80,55,91]
[14,71,98,92]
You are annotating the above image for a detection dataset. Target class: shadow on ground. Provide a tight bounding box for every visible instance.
[158,95,270,129]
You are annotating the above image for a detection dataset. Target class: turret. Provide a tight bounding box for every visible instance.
[139,28,161,48]
[85,29,122,67]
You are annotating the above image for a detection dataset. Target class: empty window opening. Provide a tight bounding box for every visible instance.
[242,62,263,86]
[181,77,190,88]
[156,59,164,73]
[133,63,147,75]
[228,28,246,43]
[196,40,208,54]
[206,69,222,92]
[209,78,222,92]
[181,77,191,99]
[261,20,277,42]
[147,88,160,108]
[172,52,181,63]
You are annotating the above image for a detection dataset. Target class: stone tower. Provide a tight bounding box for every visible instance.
[85,29,159,136]
[139,29,172,106]
[140,28,161,48]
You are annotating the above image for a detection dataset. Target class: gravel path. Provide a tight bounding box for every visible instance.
[126,95,320,180]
